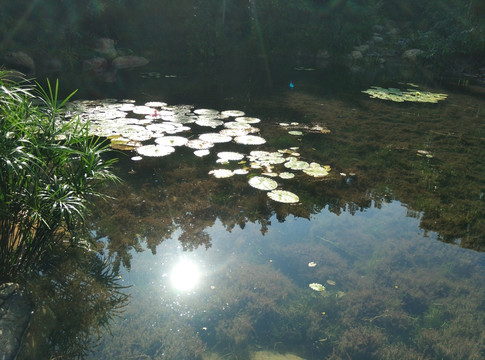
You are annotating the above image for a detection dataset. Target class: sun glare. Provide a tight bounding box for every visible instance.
[170,259,201,291]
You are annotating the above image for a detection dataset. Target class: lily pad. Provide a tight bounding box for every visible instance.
[234,135,266,145]
[217,151,246,161]
[155,136,188,146]
[248,176,278,191]
[209,169,234,178]
[309,283,326,292]
[186,139,214,150]
[194,149,211,157]
[199,133,233,143]
[221,110,245,117]
[267,190,300,203]
[235,116,261,124]
[136,144,175,157]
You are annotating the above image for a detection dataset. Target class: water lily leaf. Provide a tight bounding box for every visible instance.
[186,139,214,149]
[235,116,261,124]
[279,172,295,179]
[194,108,219,115]
[136,144,175,157]
[195,118,224,128]
[284,160,309,170]
[288,130,304,136]
[155,136,188,146]
[194,149,210,157]
[267,190,299,203]
[217,152,245,161]
[234,135,266,145]
[199,133,233,143]
[248,176,278,191]
[221,110,245,117]
[309,283,326,292]
[209,169,234,178]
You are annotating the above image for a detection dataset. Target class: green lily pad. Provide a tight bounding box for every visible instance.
[248,176,278,191]
[234,135,266,145]
[136,144,175,157]
[309,283,326,292]
[267,190,299,203]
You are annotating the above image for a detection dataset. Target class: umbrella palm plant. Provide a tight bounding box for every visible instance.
[0,71,118,281]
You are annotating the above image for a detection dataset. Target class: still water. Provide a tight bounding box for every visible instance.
[18,70,485,359]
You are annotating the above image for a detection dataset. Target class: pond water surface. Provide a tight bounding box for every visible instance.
[18,70,485,359]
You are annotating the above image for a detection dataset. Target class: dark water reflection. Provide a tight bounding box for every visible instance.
[20,72,485,359]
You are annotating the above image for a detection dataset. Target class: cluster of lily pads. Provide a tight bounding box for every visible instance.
[64,99,332,204]
[362,86,448,103]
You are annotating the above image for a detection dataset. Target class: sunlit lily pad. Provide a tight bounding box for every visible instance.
[145,101,167,107]
[303,163,330,177]
[136,144,175,157]
[155,136,188,146]
[234,135,266,145]
[279,172,295,179]
[221,110,246,117]
[195,117,224,128]
[233,168,249,175]
[132,105,156,115]
[267,190,299,203]
[362,86,448,103]
[209,169,234,178]
[224,121,253,130]
[186,139,214,150]
[248,176,278,191]
[284,160,309,170]
[199,133,233,143]
[194,149,211,157]
[288,130,304,136]
[309,283,326,292]
[194,108,219,115]
[217,152,246,161]
[235,116,261,124]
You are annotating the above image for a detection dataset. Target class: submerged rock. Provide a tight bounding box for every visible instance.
[3,51,35,74]
[112,55,149,70]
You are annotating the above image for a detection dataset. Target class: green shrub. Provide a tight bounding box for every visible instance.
[0,71,118,281]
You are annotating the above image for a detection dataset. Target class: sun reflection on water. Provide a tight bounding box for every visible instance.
[170,258,201,292]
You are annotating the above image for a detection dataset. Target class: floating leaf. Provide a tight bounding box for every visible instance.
[288,130,304,136]
[362,86,448,103]
[136,144,175,157]
[267,190,299,203]
[155,136,188,146]
[199,133,232,143]
[234,135,266,145]
[217,152,245,161]
[186,139,214,150]
[279,172,295,179]
[194,149,210,157]
[209,169,234,178]
[248,176,278,191]
[309,283,326,292]
[221,110,245,117]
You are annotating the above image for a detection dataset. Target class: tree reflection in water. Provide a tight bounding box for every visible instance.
[17,247,129,359]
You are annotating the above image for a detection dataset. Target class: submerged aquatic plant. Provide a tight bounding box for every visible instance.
[0,71,118,281]
[362,86,448,103]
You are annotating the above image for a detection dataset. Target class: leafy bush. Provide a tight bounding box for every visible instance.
[0,71,118,281]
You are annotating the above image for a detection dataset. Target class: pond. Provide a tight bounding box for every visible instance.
[17,69,485,359]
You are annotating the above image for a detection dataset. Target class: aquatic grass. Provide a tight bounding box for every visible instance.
[0,71,118,281]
